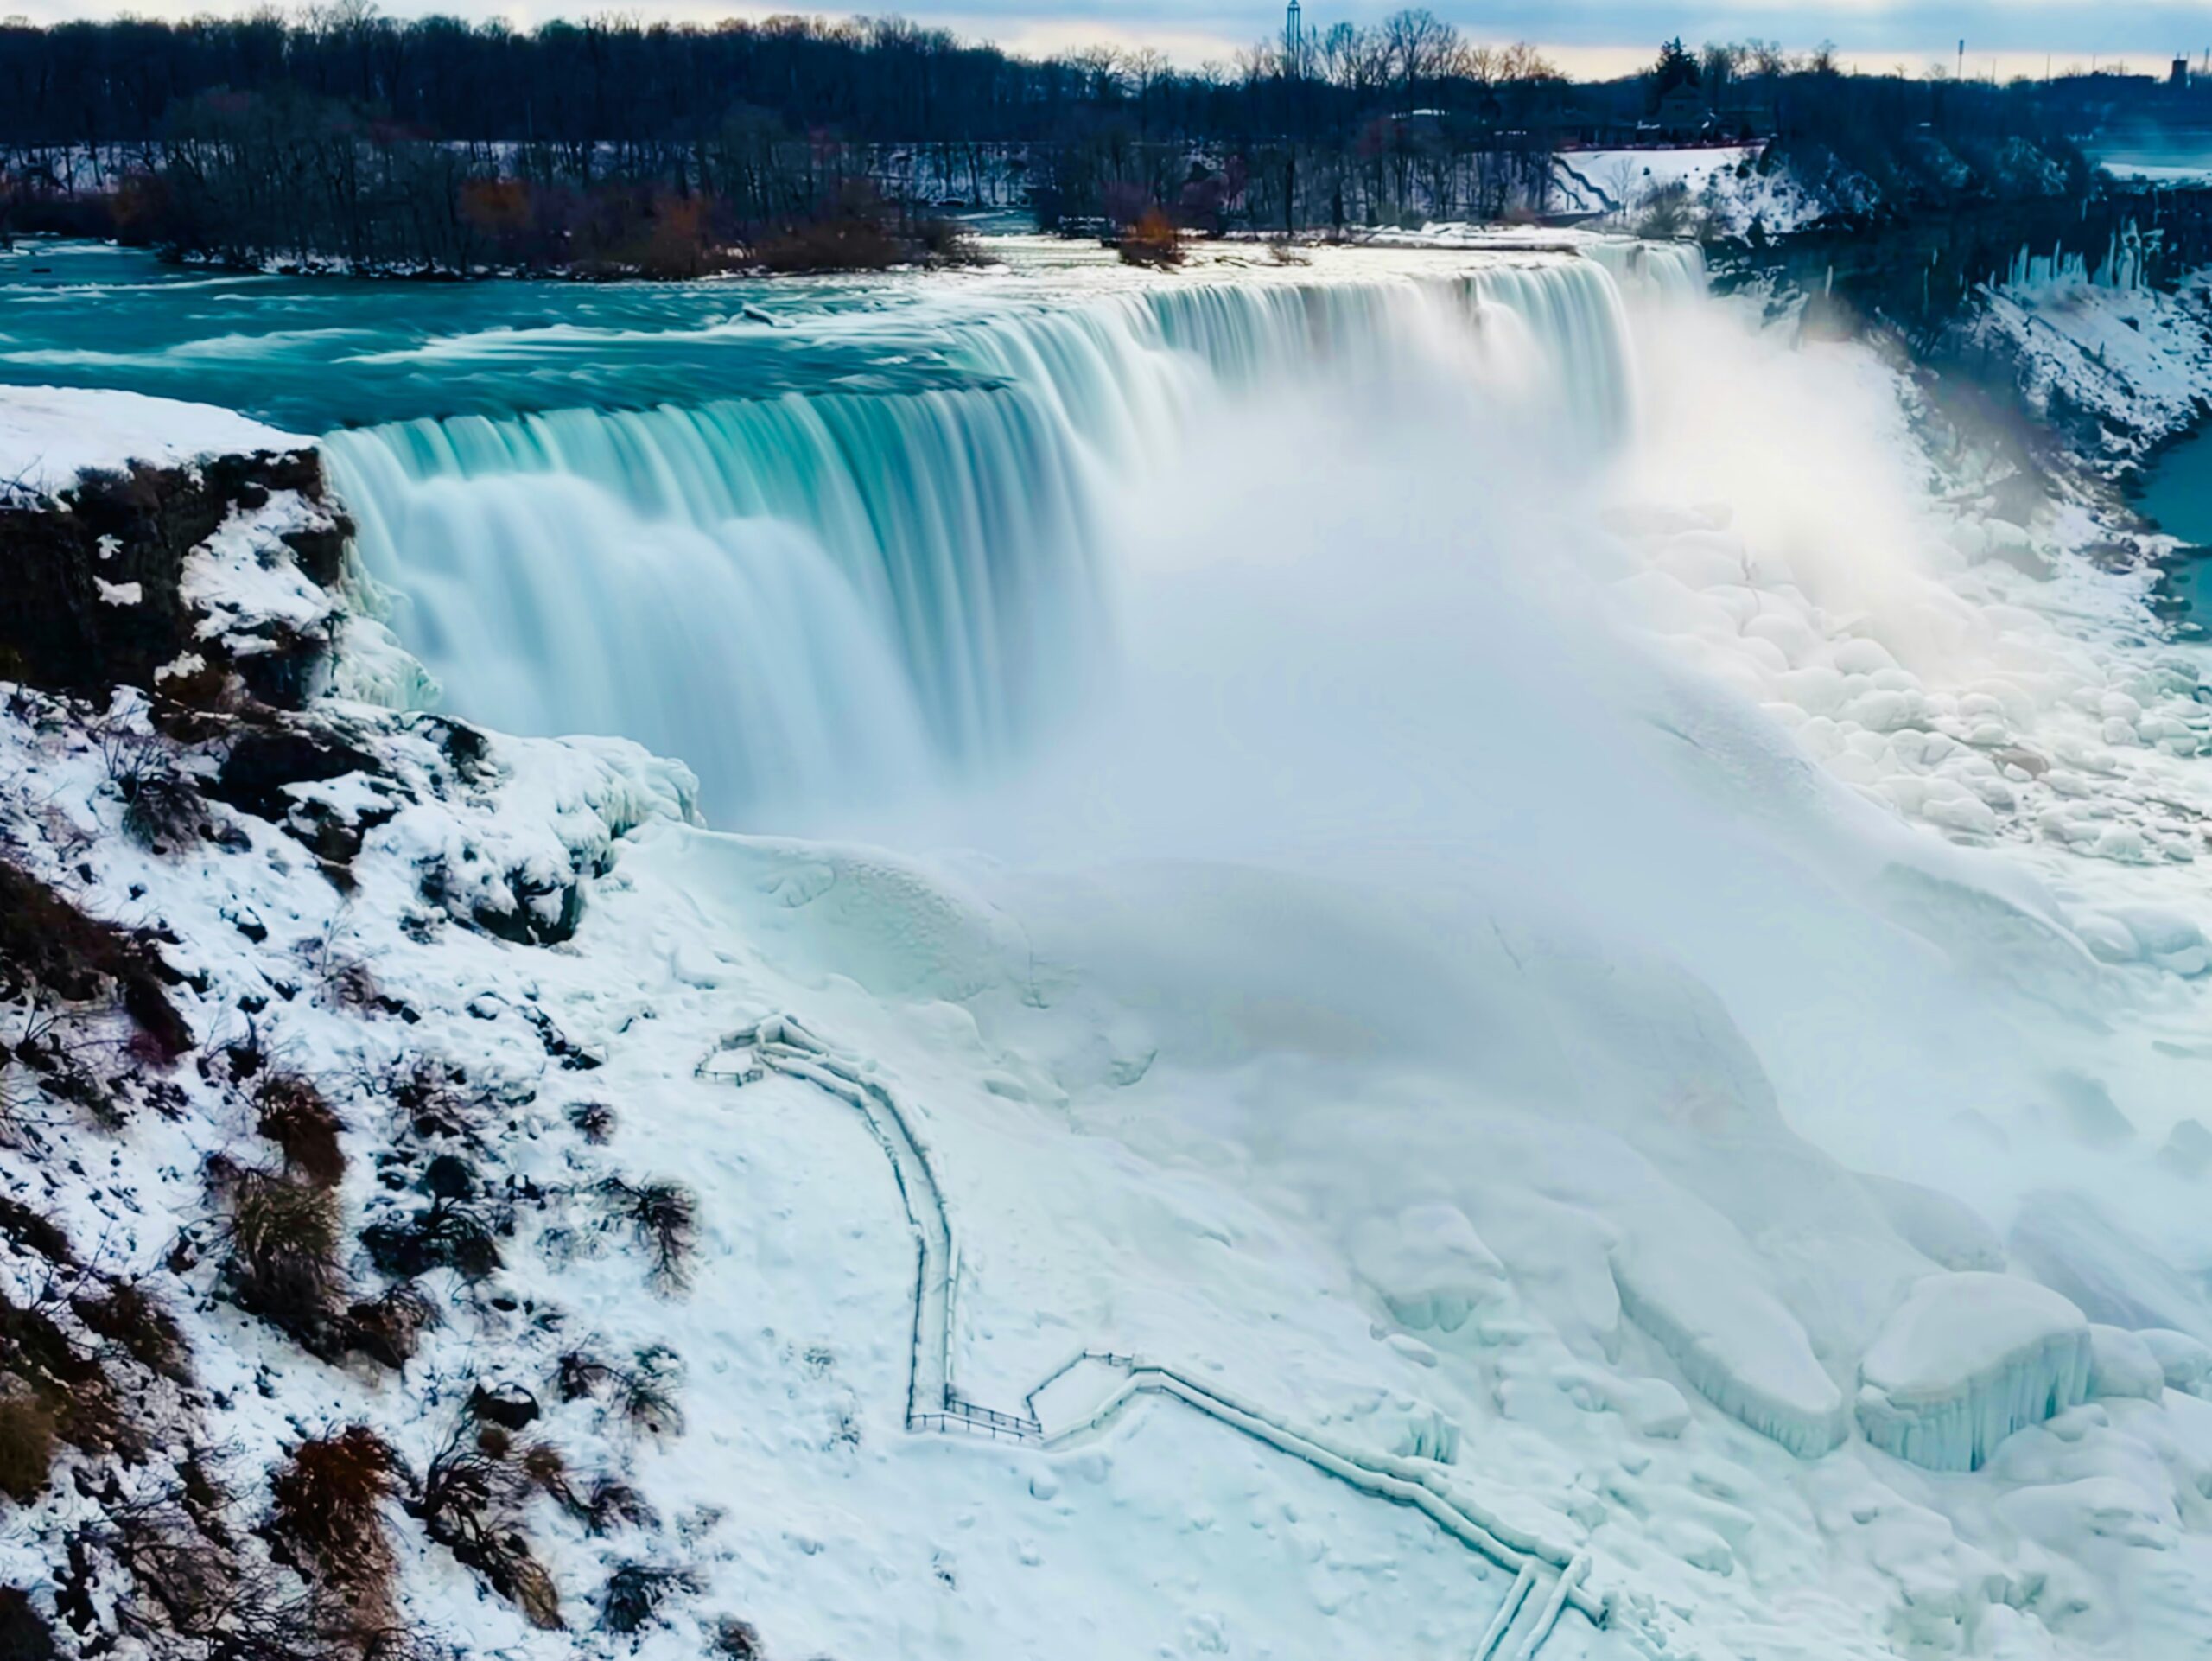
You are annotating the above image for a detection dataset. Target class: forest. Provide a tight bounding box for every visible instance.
[0,8,2137,275]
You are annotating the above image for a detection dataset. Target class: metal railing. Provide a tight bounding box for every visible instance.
[699,1015,1607,1651]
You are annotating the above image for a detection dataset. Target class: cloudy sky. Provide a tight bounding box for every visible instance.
[27,0,2200,80]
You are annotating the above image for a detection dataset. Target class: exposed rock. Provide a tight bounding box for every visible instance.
[0,449,348,705]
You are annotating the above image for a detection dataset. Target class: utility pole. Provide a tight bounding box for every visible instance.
[1285,0,1304,78]
[1957,39,1965,81]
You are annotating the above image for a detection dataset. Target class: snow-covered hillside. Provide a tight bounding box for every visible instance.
[1967,266,2212,468]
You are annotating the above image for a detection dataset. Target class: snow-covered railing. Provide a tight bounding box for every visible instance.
[699,1014,1608,1649]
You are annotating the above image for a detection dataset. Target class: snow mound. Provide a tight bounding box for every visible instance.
[1858,1272,2093,1472]
[0,383,304,497]
[2139,1329,2212,1396]
[2009,1190,2212,1345]
[2087,1324,2166,1401]
[1350,1204,1510,1333]
[1613,1244,1849,1458]
[1858,1174,2005,1272]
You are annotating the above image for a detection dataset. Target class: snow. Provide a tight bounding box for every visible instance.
[0,382,304,496]
[1550,145,1829,237]
[1968,269,2212,467]
[2010,1191,2212,1345]
[2087,1324,2167,1401]
[1859,1273,2094,1472]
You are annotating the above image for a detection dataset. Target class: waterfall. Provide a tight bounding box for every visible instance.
[325,252,1660,824]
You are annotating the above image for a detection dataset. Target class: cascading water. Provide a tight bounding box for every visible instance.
[324,252,1658,824]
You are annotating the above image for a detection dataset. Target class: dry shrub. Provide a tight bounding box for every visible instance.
[566,1101,615,1144]
[0,1588,54,1659]
[0,1196,73,1266]
[598,1561,698,1636]
[0,860,191,1061]
[413,1425,561,1630]
[0,1393,59,1501]
[344,1282,437,1371]
[256,1074,346,1187]
[712,1616,763,1659]
[753,214,903,273]
[597,1178,697,1295]
[72,1281,190,1382]
[270,1427,398,1615]
[0,1393,55,1502]
[221,1168,344,1346]
[555,1346,684,1440]
[359,1199,502,1282]
[1116,208,1185,267]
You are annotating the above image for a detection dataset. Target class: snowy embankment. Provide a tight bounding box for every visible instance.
[1551,144,1831,238]
[1967,264,2212,470]
[0,384,302,501]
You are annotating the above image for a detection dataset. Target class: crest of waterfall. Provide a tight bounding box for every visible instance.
[1580,239,1708,308]
[324,254,1656,824]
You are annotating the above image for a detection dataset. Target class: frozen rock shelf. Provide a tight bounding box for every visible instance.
[1858,1271,2094,1473]
[701,1014,1609,1645]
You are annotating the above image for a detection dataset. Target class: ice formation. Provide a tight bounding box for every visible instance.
[2010,1190,2212,1343]
[1350,1204,1510,1333]
[1858,1273,2094,1471]
[1613,1246,1850,1458]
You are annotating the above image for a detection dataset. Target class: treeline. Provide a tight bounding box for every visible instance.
[0,6,2107,274]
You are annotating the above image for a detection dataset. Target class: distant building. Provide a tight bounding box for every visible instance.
[1657,85,1707,137]
[2174,58,2192,88]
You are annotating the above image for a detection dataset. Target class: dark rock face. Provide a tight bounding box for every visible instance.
[0,449,349,705]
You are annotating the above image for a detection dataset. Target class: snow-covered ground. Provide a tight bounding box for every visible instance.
[0,383,302,500]
[6,244,2212,1661]
[1970,264,2212,468]
[1550,145,1830,238]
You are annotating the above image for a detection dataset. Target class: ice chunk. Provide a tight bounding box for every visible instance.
[1615,1249,1848,1457]
[1857,1272,2093,1472]
[1351,1204,1508,1333]
[2138,1329,2212,1396]
[2009,1190,2212,1343]
[2087,1325,2165,1401]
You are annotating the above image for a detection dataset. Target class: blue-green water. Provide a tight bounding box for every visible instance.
[0,235,1687,823]
[0,240,999,430]
[2133,425,2212,622]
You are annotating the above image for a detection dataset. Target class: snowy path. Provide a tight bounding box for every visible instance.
[699,1015,1609,1647]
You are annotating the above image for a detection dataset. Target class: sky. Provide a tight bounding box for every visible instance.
[16,0,2202,81]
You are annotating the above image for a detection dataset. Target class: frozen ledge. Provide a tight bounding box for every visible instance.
[1857,1272,2093,1473]
[1614,1247,1851,1459]
[0,384,305,500]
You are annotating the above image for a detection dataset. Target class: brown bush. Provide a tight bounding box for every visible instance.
[0,1393,55,1502]
[1116,208,1185,268]
[270,1427,398,1613]
[344,1282,437,1370]
[0,861,191,1062]
[413,1425,561,1630]
[221,1168,344,1346]
[72,1281,191,1381]
[598,1561,698,1636]
[0,1197,73,1267]
[257,1074,346,1187]
[753,213,904,274]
